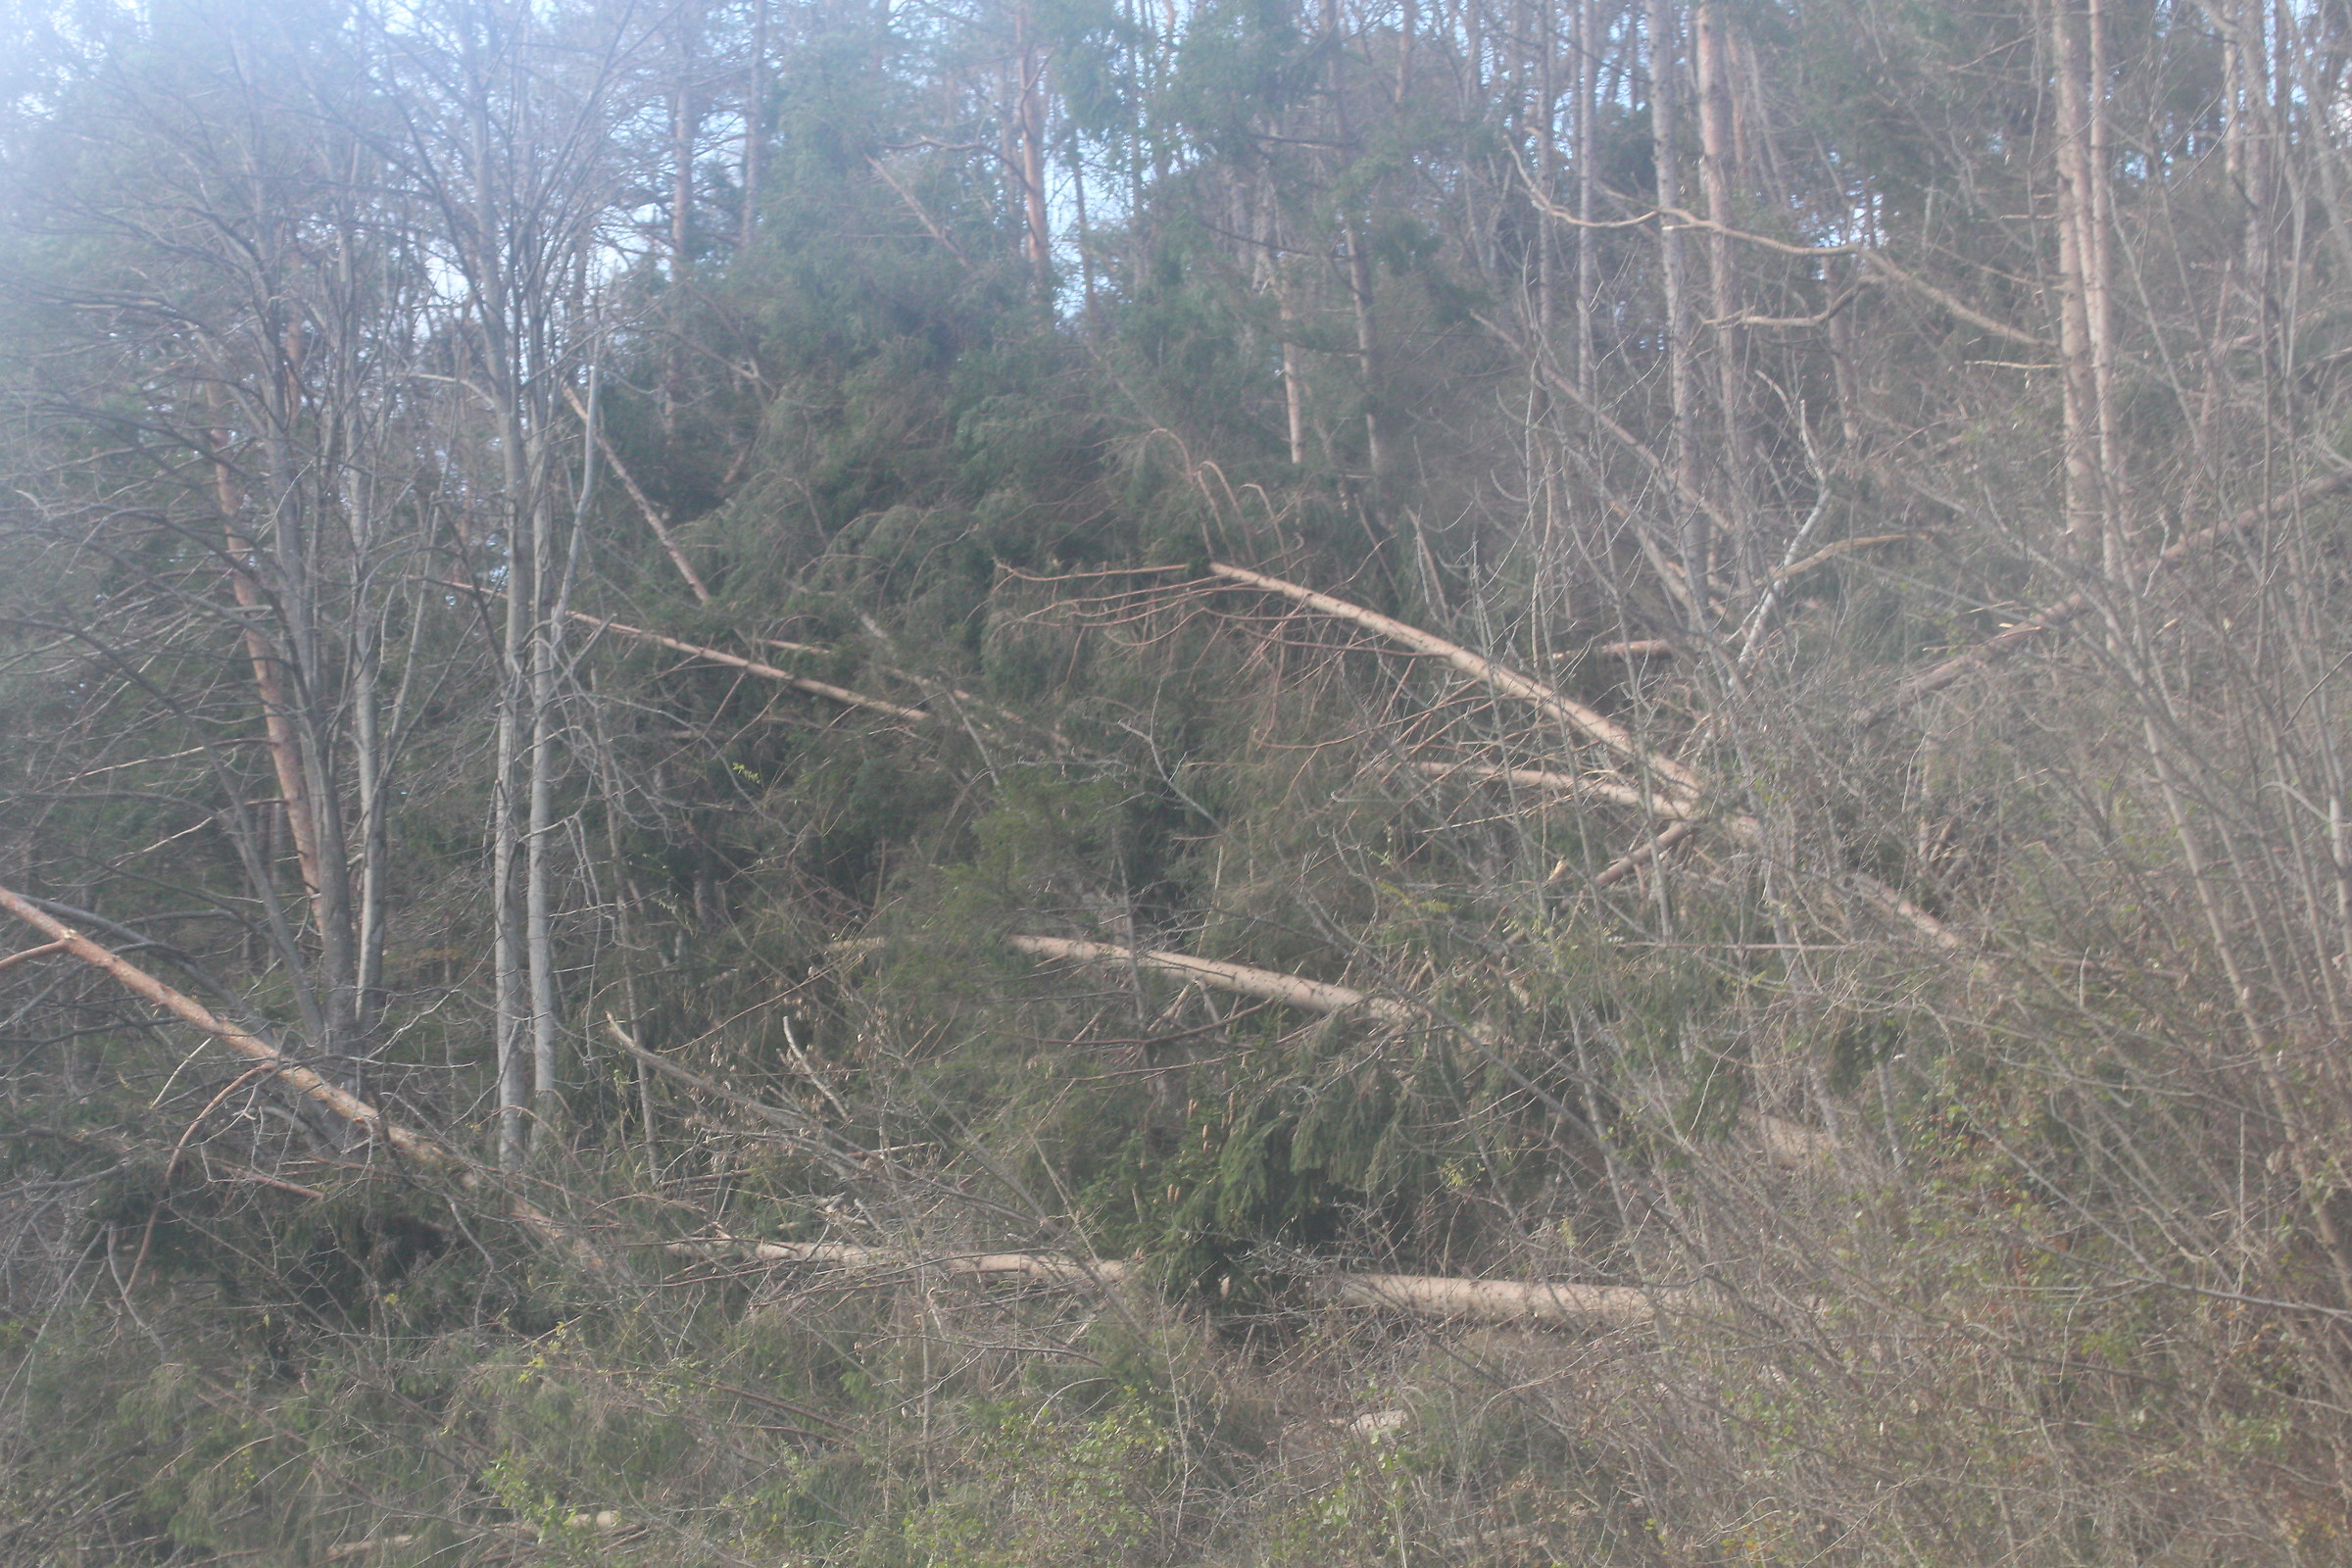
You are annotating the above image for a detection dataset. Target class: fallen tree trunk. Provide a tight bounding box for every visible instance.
[0,883,597,1263]
[1005,933,1419,1026]
[1198,567,1955,954]
[562,382,712,606]
[694,1232,1676,1326]
[1850,467,2352,730]
[437,580,929,724]
[693,1233,1131,1288]
[1004,932,1835,1165]
[1317,1272,1674,1326]
[553,608,931,724]
[1422,766,1957,951]
[1206,562,1705,803]
[1411,759,1703,819]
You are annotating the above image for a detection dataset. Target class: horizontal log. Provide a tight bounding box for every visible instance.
[1317,1272,1677,1326]
[1411,760,1703,819]
[1006,933,1418,1026]
[680,1233,1129,1287]
[697,1231,1677,1326]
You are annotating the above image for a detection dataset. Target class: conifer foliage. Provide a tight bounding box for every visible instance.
[6,0,2352,1562]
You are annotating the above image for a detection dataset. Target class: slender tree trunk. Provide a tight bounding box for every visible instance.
[741,0,764,250]
[670,71,695,269]
[2086,0,2125,569]
[1647,0,1703,616]
[522,368,599,1151]
[1281,305,1308,466]
[1070,128,1097,320]
[2050,0,2101,554]
[471,16,531,1168]
[1016,3,1053,299]
[211,385,362,1075]
[524,496,560,1152]
[1575,0,1597,402]
[352,566,415,1040]
[493,465,531,1169]
[1325,0,1387,495]
[1536,0,1555,333]
[207,425,324,922]
[1694,0,1750,583]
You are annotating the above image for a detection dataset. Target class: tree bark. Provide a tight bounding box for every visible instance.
[1646,0,1705,617]
[1694,1,1751,578]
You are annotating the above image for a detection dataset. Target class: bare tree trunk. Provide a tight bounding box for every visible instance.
[472,30,532,1168]
[741,0,764,250]
[206,424,325,923]
[522,369,599,1151]
[1265,175,1308,465]
[524,507,561,1153]
[1646,0,1703,616]
[1016,1,1053,298]
[210,383,362,1074]
[1536,0,1556,333]
[670,67,696,270]
[1322,0,1386,497]
[348,473,425,1043]
[351,576,414,1039]
[1694,0,1750,583]
[1575,0,1597,403]
[2050,0,2101,554]
[493,494,531,1169]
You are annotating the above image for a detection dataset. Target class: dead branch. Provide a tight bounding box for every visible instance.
[603,1016,865,1179]
[0,938,68,974]
[1858,254,2047,348]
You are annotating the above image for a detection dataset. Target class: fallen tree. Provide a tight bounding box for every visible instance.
[1204,561,1706,803]
[0,885,1715,1330]
[1190,570,1957,950]
[0,883,600,1264]
[1004,933,1836,1165]
[435,579,931,724]
[1849,466,2352,730]
[689,1233,1676,1326]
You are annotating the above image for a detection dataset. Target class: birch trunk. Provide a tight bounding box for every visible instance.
[1646,0,1704,616]
[1694,1,1750,581]
[2050,0,2102,553]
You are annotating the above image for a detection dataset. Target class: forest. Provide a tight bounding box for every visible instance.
[4,0,2352,1561]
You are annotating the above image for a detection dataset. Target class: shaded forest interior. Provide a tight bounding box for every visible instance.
[7,0,2352,1561]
